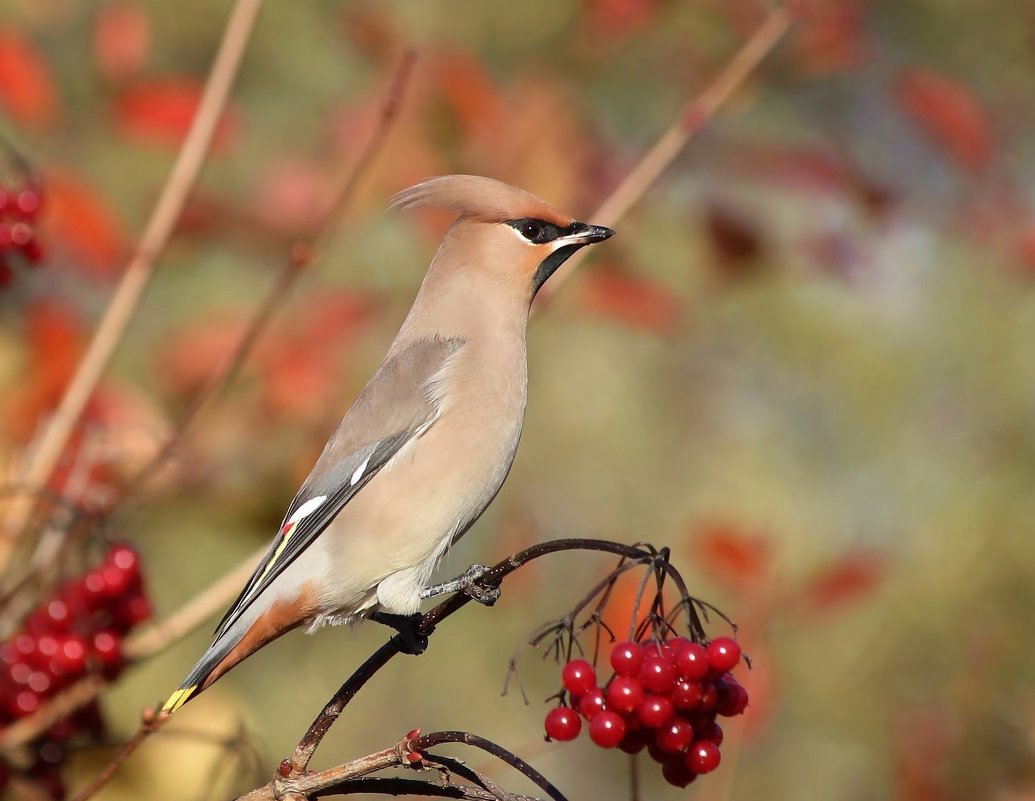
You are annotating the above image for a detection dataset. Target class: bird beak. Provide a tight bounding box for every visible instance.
[558,222,615,246]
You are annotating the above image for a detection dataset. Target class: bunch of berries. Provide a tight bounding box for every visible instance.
[0,543,152,799]
[0,179,44,287]
[543,636,748,788]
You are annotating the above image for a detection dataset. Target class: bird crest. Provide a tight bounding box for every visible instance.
[390,175,573,227]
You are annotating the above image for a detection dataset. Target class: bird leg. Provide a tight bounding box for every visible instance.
[369,611,428,655]
[421,564,501,606]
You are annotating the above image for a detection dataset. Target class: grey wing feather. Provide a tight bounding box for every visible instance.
[212,336,464,640]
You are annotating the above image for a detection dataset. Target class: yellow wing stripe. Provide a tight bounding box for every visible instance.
[162,686,197,714]
[256,521,297,586]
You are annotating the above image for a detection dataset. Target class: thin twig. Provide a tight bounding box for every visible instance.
[117,49,416,503]
[535,3,792,303]
[0,50,417,758]
[0,0,266,567]
[290,540,682,774]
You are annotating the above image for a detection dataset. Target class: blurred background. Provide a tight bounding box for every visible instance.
[0,0,1034,799]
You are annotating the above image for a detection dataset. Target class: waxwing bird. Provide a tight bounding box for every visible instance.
[163,175,614,713]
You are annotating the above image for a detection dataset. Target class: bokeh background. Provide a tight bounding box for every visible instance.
[1,0,1035,799]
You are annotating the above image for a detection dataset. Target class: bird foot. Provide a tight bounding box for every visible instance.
[421,564,500,606]
[370,611,428,655]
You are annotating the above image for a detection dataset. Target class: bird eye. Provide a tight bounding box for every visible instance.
[521,222,543,241]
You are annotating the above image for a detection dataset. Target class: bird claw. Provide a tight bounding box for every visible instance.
[421,563,500,606]
[370,611,428,655]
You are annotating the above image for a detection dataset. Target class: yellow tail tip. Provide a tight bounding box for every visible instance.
[162,686,197,714]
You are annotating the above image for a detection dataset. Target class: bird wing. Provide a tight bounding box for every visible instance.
[211,336,465,641]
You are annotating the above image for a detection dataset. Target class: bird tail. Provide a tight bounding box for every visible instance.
[161,634,239,714]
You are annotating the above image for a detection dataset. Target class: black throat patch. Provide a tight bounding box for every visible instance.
[531,244,582,298]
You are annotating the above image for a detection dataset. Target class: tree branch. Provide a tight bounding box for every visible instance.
[535,3,792,303]
[0,0,266,566]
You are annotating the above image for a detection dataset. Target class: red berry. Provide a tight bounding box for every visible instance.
[27,671,50,694]
[561,659,596,697]
[7,661,31,685]
[14,188,41,218]
[643,640,676,663]
[50,636,87,677]
[671,678,703,710]
[716,678,749,717]
[34,636,59,668]
[115,592,152,632]
[90,630,123,678]
[588,710,626,748]
[654,716,694,753]
[606,676,644,714]
[707,637,741,673]
[676,642,710,681]
[687,740,722,774]
[636,694,673,728]
[107,544,142,579]
[79,570,108,611]
[698,720,724,745]
[619,729,648,754]
[667,637,691,655]
[639,656,676,694]
[13,635,36,662]
[0,188,8,214]
[10,222,31,246]
[10,689,40,717]
[698,683,718,712]
[101,564,130,599]
[609,641,644,677]
[544,706,581,741]
[577,687,606,719]
[44,599,73,632]
[662,758,698,788]
[647,739,670,764]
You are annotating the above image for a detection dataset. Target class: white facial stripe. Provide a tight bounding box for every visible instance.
[504,224,533,245]
[287,494,327,525]
[350,456,371,486]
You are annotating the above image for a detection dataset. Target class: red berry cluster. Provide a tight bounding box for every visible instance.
[0,180,44,287]
[0,544,152,799]
[543,636,748,788]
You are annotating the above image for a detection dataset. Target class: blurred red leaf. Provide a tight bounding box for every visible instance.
[579,265,681,336]
[250,157,331,237]
[799,549,886,614]
[94,1,151,82]
[113,77,238,152]
[894,68,992,172]
[693,521,772,589]
[433,49,505,141]
[258,292,379,419]
[792,0,870,75]
[158,316,249,398]
[2,299,84,441]
[583,0,660,40]
[42,171,127,278]
[0,27,58,127]
[1016,222,1035,280]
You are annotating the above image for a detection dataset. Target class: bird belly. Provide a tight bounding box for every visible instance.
[314,405,523,620]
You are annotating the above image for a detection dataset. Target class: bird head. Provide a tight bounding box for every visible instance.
[390,175,614,300]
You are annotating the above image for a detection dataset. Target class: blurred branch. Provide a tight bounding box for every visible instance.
[0,48,417,764]
[536,2,792,303]
[117,49,417,503]
[0,0,266,567]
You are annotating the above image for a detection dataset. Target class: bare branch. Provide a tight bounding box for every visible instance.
[535,4,793,303]
[0,0,266,565]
